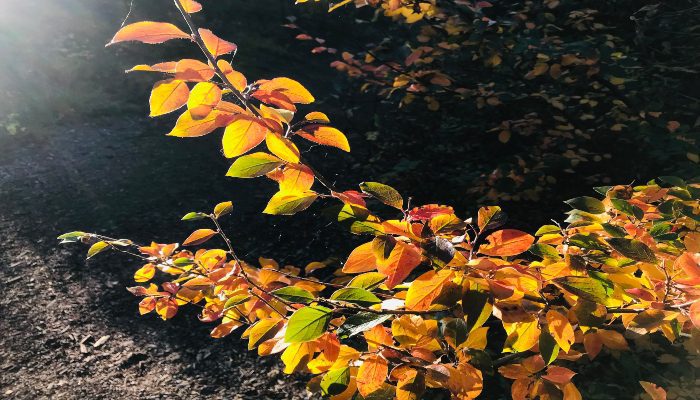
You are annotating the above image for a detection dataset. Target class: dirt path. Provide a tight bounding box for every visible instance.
[0,118,322,399]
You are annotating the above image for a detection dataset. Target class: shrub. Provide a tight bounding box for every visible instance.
[60,1,699,399]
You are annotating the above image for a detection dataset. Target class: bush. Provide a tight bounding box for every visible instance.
[60,1,700,399]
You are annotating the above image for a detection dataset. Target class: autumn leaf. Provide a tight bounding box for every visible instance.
[187,82,222,119]
[256,77,315,104]
[376,240,422,289]
[359,182,403,210]
[298,126,350,152]
[266,132,301,163]
[342,242,378,273]
[198,28,237,58]
[479,229,535,257]
[183,229,217,246]
[179,0,202,13]
[216,60,247,92]
[405,269,454,311]
[168,110,230,137]
[108,21,190,45]
[222,116,270,158]
[356,355,389,397]
[226,152,283,178]
[639,381,667,400]
[149,79,189,117]
[546,310,575,353]
[263,190,318,215]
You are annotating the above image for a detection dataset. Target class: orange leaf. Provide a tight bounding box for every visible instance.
[155,297,178,320]
[138,297,156,315]
[134,263,156,282]
[689,301,700,329]
[583,332,603,360]
[149,79,189,117]
[546,310,575,353]
[377,241,422,289]
[275,164,314,192]
[640,381,667,400]
[216,60,248,92]
[183,228,217,246]
[479,229,535,257]
[356,354,389,397]
[405,269,454,311]
[210,321,242,338]
[343,242,378,273]
[179,0,202,13]
[222,116,270,158]
[542,366,575,385]
[298,126,350,152]
[597,329,628,350]
[174,59,216,82]
[675,252,700,278]
[198,28,237,58]
[187,82,222,119]
[108,21,190,45]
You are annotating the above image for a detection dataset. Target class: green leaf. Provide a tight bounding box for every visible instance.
[271,287,315,304]
[602,223,627,238]
[610,198,644,220]
[539,329,560,365]
[593,186,612,196]
[529,243,562,261]
[181,212,207,221]
[224,294,252,309]
[87,241,109,258]
[657,176,686,188]
[172,257,193,267]
[226,152,284,178]
[347,272,386,290]
[535,225,560,236]
[607,238,657,263]
[320,367,350,396]
[359,181,403,209]
[564,196,606,214]
[285,305,332,343]
[568,233,608,251]
[553,276,612,305]
[57,231,86,243]
[336,312,392,339]
[263,190,318,215]
[330,288,381,307]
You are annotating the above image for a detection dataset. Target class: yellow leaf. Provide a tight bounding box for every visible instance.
[298,126,350,152]
[213,201,233,218]
[503,320,540,353]
[256,77,315,104]
[222,116,270,158]
[266,132,301,163]
[168,110,231,137]
[546,310,575,353]
[281,342,317,373]
[149,79,189,117]
[134,263,156,282]
[187,82,222,119]
[263,190,318,215]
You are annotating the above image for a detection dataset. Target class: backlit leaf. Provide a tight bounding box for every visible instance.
[553,276,611,305]
[546,310,575,353]
[272,287,315,304]
[357,355,389,397]
[285,305,332,343]
[108,21,190,45]
[359,182,403,210]
[183,228,217,246]
[263,190,318,215]
[187,82,222,119]
[330,288,381,307]
[222,116,270,158]
[479,229,535,257]
[607,238,657,263]
[226,152,283,178]
[198,28,237,58]
[405,269,454,311]
[266,132,301,163]
[298,126,350,152]
[149,79,189,117]
[87,241,109,258]
[213,201,233,218]
[565,196,605,213]
[376,241,422,289]
[320,367,351,396]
